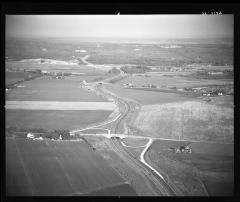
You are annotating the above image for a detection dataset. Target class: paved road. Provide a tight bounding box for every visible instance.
[71,73,179,196]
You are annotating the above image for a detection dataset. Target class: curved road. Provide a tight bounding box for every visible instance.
[73,70,179,196]
[95,80,179,196]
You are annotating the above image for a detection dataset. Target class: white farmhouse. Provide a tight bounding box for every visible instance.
[27,133,35,139]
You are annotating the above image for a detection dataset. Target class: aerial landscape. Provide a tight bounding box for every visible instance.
[5,14,234,196]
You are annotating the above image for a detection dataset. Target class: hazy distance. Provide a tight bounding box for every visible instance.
[6,15,233,43]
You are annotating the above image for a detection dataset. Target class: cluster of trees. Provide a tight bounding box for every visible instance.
[6,126,71,140]
[43,129,71,140]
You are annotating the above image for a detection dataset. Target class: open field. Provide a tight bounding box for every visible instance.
[5,71,41,86]
[133,101,233,142]
[117,74,233,89]
[105,84,195,105]
[6,110,112,130]
[5,101,116,111]
[6,76,108,102]
[6,137,135,196]
[147,139,234,196]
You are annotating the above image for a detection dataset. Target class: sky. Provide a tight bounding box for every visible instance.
[6,15,233,40]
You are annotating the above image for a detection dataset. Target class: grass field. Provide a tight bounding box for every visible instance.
[6,76,108,102]
[147,139,234,196]
[6,110,112,130]
[105,84,195,105]
[5,71,41,86]
[133,101,233,142]
[6,138,135,196]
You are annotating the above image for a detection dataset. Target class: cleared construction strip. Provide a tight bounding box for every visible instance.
[5,101,116,111]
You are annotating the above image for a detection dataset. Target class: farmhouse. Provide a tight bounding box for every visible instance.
[27,133,35,139]
[175,145,192,153]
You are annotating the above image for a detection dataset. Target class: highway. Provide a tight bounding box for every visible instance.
[94,79,179,196]
[71,71,179,196]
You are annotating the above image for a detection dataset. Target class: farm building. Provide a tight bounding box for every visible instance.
[175,145,192,153]
[26,133,35,139]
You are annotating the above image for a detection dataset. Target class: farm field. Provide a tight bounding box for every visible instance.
[81,135,158,196]
[6,110,112,130]
[6,76,108,102]
[6,138,134,196]
[105,84,195,105]
[117,74,233,89]
[133,101,234,142]
[146,139,234,196]
[5,71,41,86]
